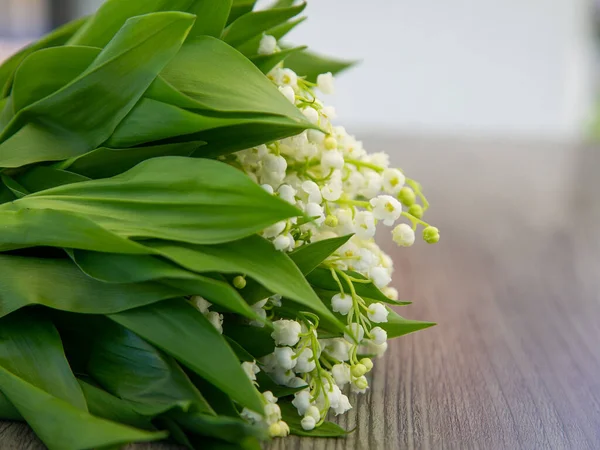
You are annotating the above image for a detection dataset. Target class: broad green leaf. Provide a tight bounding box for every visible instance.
[279,402,347,437]
[222,3,306,48]
[171,409,266,443]
[156,417,194,449]
[237,234,353,305]
[0,209,154,253]
[227,0,257,25]
[0,365,166,450]
[86,321,213,415]
[0,16,88,97]
[282,48,357,82]
[156,36,307,118]
[0,390,20,420]
[236,16,306,56]
[271,0,296,8]
[146,235,342,327]
[255,372,306,398]
[60,141,203,179]
[0,255,181,318]
[223,324,275,359]
[11,46,100,113]
[189,0,233,37]
[193,115,315,157]
[7,157,301,245]
[225,337,256,362]
[0,174,28,198]
[110,299,265,414]
[189,435,263,450]
[381,310,435,339]
[78,379,155,430]
[69,0,196,47]
[0,96,11,130]
[0,311,86,411]
[15,166,90,193]
[289,234,353,275]
[0,180,16,204]
[109,98,310,155]
[0,12,195,168]
[186,371,240,418]
[71,250,259,320]
[251,46,307,74]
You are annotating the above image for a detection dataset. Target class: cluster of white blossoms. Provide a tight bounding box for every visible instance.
[218,35,439,437]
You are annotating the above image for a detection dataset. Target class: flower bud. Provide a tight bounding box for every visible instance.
[269,422,283,437]
[324,135,338,150]
[360,358,374,372]
[301,415,316,431]
[354,376,368,390]
[423,226,440,244]
[351,363,367,378]
[398,187,416,206]
[233,276,246,289]
[408,204,423,219]
[325,214,338,227]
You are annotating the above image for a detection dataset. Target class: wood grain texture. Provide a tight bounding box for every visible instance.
[2,138,600,449]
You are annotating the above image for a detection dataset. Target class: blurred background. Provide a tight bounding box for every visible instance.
[1,0,598,142]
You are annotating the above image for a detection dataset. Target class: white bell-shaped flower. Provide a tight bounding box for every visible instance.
[367,303,389,323]
[271,320,302,346]
[331,293,353,315]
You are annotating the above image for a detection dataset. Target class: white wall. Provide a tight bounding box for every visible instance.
[74,0,598,139]
[285,0,597,140]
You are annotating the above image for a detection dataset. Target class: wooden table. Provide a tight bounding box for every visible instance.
[2,137,600,449]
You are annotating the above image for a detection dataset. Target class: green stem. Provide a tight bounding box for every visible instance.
[345,158,384,173]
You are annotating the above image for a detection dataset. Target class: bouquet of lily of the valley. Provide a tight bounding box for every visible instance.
[0,1,440,449]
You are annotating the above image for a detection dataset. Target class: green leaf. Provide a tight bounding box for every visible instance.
[279,402,348,437]
[170,409,266,443]
[155,417,194,449]
[289,234,353,275]
[255,372,306,398]
[0,174,29,198]
[7,157,300,245]
[223,324,275,359]
[0,311,86,410]
[0,12,195,168]
[146,235,342,328]
[109,299,265,414]
[236,16,306,56]
[0,365,166,450]
[186,371,240,418]
[154,36,308,118]
[59,141,203,179]
[222,3,306,48]
[78,379,156,430]
[70,250,259,320]
[189,0,233,38]
[282,48,357,82]
[227,0,257,25]
[0,16,87,97]
[0,254,181,319]
[68,0,197,48]
[237,234,353,305]
[0,209,153,254]
[109,98,311,155]
[15,166,90,193]
[380,310,436,339]
[189,435,263,450]
[11,46,100,114]
[0,390,21,420]
[250,45,307,74]
[86,321,213,415]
